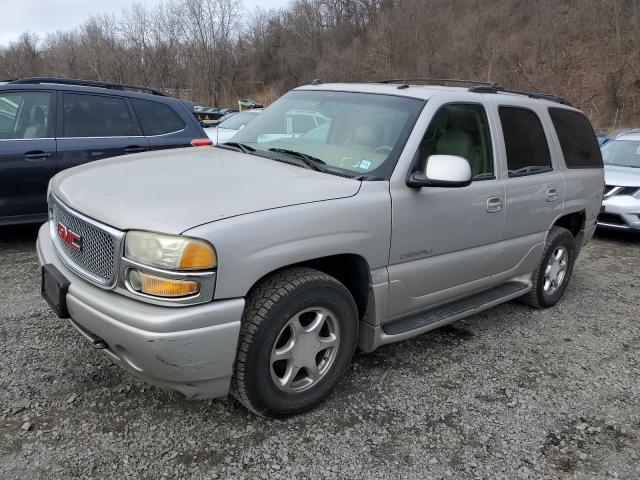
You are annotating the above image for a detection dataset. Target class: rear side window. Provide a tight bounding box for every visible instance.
[549,108,603,168]
[0,91,51,139]
[131,99,185,136]
[63,93,134,137]
[498,106,552,176]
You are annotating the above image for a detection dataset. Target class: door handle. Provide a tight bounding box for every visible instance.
[546,187,559,202]
[125,146,147,154]
[24,151,53,161]
[486,196,504,213]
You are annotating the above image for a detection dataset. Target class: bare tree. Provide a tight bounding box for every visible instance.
[1,0,639,127]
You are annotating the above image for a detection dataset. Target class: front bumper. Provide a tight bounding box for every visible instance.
[598,194,640,231]
[36,223,244,399]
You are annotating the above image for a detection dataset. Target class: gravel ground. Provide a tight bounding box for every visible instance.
[0,225,638,480]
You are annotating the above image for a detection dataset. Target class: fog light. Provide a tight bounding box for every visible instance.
[128,270,199,298]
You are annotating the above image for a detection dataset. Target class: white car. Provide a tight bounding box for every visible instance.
[599,130,640,232]
[205,109,262,144]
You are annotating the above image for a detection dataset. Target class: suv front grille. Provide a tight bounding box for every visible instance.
[50,197,123,286]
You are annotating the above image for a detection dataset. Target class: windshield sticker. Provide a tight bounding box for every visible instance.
[636,146,640,155]
[358,159,373,170]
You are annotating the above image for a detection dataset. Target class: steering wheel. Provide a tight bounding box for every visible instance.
[374,145,393,154]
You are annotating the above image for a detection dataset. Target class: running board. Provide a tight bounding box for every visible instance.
[382,281,530,337]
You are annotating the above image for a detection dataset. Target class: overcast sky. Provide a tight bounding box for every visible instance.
[0,0,290,47]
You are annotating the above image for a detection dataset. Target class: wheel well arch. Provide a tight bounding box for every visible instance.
[552,210,585,237]
[246,254,371,321]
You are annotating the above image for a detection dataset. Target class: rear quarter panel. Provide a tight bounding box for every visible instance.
[561,168,604,230]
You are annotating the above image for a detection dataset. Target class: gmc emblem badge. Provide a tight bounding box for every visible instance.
[57,222,83,251]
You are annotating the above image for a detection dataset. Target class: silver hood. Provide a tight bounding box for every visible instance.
[52,147,361,233]
[604,165,640,187]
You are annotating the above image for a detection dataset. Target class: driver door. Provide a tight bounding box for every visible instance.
[387,101,505,319]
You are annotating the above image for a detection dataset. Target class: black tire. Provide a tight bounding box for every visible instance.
[520,226,576,309]
[231,267,358,417]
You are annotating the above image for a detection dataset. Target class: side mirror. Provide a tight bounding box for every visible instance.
[407,154,472,188]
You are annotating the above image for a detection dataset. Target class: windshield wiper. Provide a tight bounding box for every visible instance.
[268,147,326,172]
[217,142,256,154]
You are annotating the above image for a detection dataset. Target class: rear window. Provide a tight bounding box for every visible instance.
[498,106,552,176]
[548,108,603,168]
[131,99,185,136]
[63,93,134,137]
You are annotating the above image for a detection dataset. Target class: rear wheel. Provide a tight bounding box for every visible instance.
[521,226,576,308]
[231,267,358,417]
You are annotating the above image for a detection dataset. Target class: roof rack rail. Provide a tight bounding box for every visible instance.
[374,77,570,105]
[468,84,570,106]
[8,77,166,96]
[376,78,500,89]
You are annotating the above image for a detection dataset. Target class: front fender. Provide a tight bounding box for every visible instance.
[183,181,392,300]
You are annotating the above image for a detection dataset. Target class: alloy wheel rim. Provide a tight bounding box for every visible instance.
[270,306,340,393]
[543,246,568,295]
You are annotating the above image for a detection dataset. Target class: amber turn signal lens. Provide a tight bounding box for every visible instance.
[179,242,217,270]
[129,270,199,298]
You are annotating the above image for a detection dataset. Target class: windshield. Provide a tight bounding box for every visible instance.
[230,90,425,178]
[601,139,640,168]
[219,110,261,130]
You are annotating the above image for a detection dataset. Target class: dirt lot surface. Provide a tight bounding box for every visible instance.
[0,226,638,480]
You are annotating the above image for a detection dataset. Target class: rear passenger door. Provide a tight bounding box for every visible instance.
[0,90,57,220]
[129,98,192,150]
[494,105,564,275]
[55,92,149,173]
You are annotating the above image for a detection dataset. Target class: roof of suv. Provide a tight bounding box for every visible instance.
[295,82,577,111]
[612,130,640,141]
[1,78,190,107]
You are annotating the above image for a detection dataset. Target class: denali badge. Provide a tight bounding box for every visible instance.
[57,222,83,251]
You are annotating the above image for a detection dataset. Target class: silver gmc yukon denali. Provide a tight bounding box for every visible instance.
[37,81,604,416]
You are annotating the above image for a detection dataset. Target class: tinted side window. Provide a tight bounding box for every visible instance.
[131,99,185,136]
[63,93,134,137]
[420,103,494,178]
[498,107,552,176]
[548,108,603,168]
[0,91,51,139]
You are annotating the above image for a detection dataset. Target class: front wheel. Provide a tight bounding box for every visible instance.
[521,226,576,309]
[231,267,358,417]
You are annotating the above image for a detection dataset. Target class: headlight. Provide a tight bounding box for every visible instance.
[124,231,217,271]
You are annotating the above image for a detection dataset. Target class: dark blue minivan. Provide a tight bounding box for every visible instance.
[0,78,211,226]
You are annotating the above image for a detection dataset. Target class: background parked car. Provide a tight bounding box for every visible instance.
[238,98,263,109]
[598,129,640,232]
[199,111,239,128]
[0,77,211,226]
[194,106,238,122]
[205,108,263,144]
